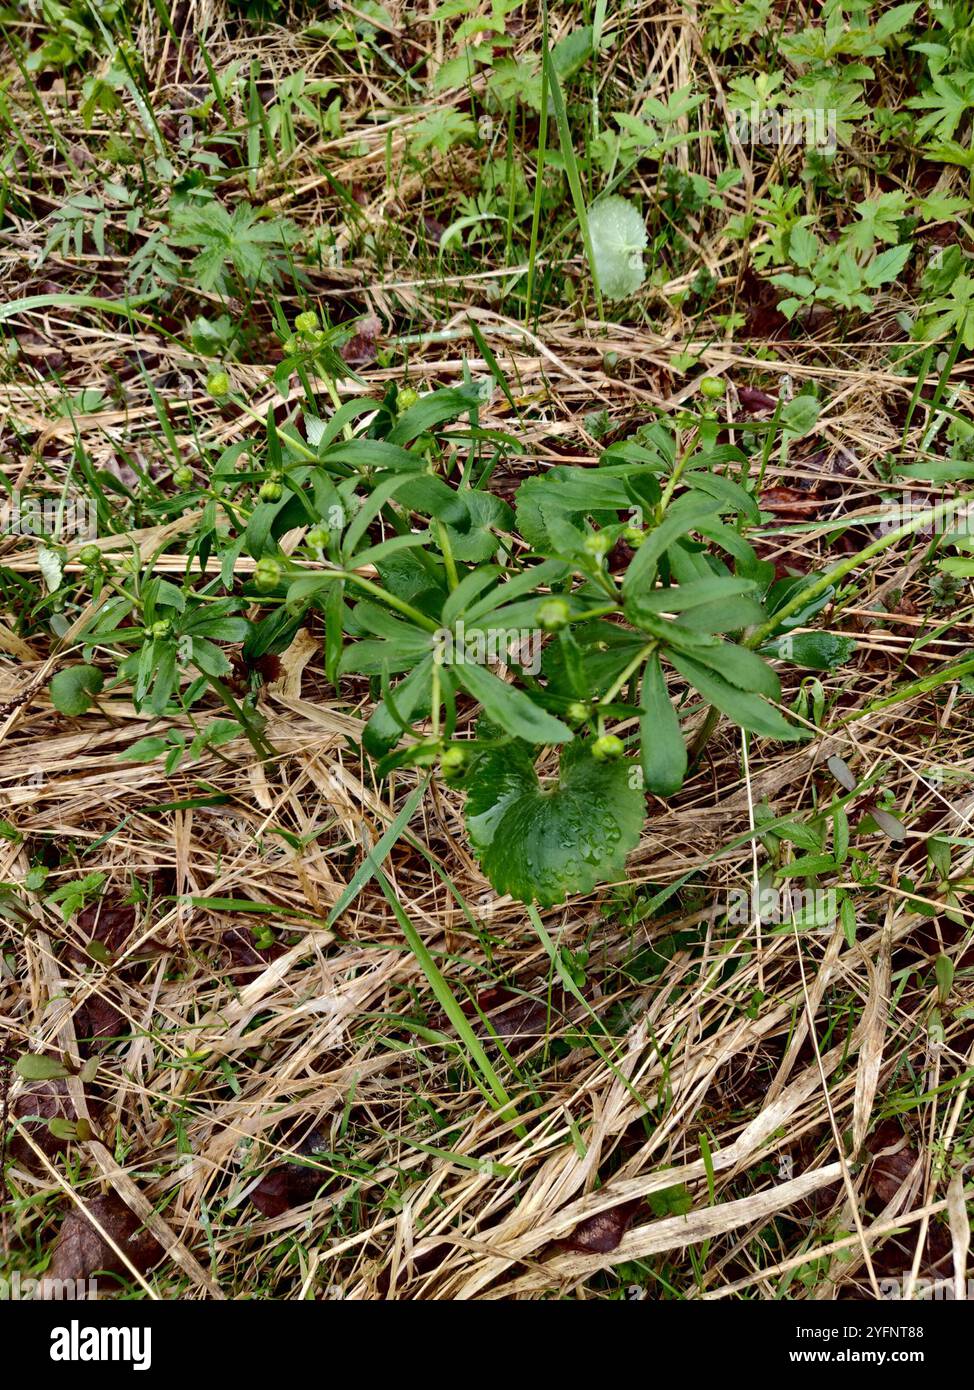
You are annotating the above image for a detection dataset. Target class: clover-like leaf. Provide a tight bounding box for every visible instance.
[445,490,513,562]
[588,195,648,300]
[50,664,103,717]
[466,740,644,906]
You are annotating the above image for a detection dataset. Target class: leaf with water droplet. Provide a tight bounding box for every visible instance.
[465,740,644,906]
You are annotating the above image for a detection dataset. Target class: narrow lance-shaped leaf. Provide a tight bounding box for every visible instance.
[640,653,687,795]
[454,662,572,744]
[623,494,723,601]
[669,651,807,742]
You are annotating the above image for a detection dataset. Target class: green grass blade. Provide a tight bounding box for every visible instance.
[374,866,522,1130]
[541,7,604,320]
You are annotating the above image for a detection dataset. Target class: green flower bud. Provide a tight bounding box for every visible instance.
[147,619,172,640]
[172,466,194,489]
[259,480,284,503]
[254,558,283,591]
[78,544,101,567]
[294,310,319,335]
[439,744,470,778]
[583,531,612,558]
[699,376,726,399]
[397,386,421,413]
[537,597,571,631]
[567,701,590,724]
[207,371,230,398]
[602,350,621,375]
[306,524,331,550]
[591,733,625,761]
[623,525,645,547]
[410,738,441,767]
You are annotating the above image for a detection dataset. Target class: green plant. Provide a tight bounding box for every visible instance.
[169,198,299,294]
[48,373,912,909]
[587,196,648,300]
[17,0,125,72]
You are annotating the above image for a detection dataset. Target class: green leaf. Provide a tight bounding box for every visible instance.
[515,468,633,551]
[0,291,161,327]
[396,474,468,525]
[640,652,687,795]
[780,396,821,438]
[120,736,170,762]
[464,560,570,625]
[776,854,839,878]
[587,195,648,300]
[321,439,423,473]
[763,631,856,670]
[623,493,723,600]
[626,576,760,617]
[941,556,974,577]
[864,241,912,288]
[374,867,517,1121]
[543,35,604,317]
[15,1053,69,1081]
[454,663,572,744]
[841,895,856,947]
[409,109,476,156]
[362,656,434,757]
[50,664,104,717]
[669,652,806,741]
[47,1117,81,1141]
[465,741,537,849]
[170,199,297,293]
[789,224,820,269]
[444,490,513,562]
[773,820,825,852]
[542,620,650,700]
[936,952,954,1003]
[386,386,482,445]
[552,25,593,80]
[682,641,780,699]
[874,2,920,41]
[466,741,645,905]
[432,50,478,92]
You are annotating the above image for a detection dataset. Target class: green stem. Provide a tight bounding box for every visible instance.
[575,601,621,622]
[838,656,974,724]
[230,396,318,462]
[341,572,441,632]
[204,675,278,761]
[746,493,974,649]
[435,519,459,591]
[600,641,656,709]
[285,565,442,632]
[659,453,692,513]
[688,702,721,767]
[524,3,549,324]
